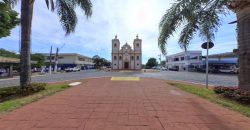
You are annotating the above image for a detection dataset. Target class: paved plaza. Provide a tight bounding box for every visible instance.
[0,77,249,130]
[0,70,238,88]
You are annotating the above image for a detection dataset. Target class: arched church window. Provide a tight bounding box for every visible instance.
[119,56,122,60]
[114,56,117,60]
[114,44,117,47]
[136,43,139,47]
[131,56,134,60]
[137,56,139,60]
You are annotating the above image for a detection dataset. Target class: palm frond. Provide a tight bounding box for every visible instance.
[45,0,55,11]
[178,21,198,51]
[52,0,92,35]
[74,0,92,18]
[56,0,77,35]
[158,0,228,54]
[158,2,184,55]
[3,0,18,8]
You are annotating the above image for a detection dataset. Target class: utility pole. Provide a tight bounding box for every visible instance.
[49,46,52,74]
[54,47,59,72]
[158,54,162,66]
[54,43,66,72]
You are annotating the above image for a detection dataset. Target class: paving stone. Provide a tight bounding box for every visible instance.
[0,77,248,130]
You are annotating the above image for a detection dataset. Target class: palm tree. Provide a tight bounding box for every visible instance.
[4,0,92,90]
[158,0,250,90]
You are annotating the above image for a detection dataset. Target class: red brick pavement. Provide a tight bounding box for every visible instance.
[1,77,250,130]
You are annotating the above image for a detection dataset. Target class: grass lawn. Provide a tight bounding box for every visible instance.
[168,82,250,117]
[0,84,70,114]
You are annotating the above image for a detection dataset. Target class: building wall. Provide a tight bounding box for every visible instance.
[43,53,94,67]
[166,51,202,71]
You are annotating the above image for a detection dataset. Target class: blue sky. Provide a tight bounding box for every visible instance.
[0,0,237,64]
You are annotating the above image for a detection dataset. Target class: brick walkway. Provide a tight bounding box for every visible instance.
[0,77,250,130]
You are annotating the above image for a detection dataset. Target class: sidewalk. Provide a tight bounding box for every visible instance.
[0,77,250,130]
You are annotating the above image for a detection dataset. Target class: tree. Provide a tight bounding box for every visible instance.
[146,58,158,69]
[31,53,45,68]
[0,48,18,58]
[0,1,20,38]
[5,0,92,90]
[158,0,250,90]
[92,55,110,68]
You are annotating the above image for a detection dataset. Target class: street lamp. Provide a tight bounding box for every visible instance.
[201,42,214,89]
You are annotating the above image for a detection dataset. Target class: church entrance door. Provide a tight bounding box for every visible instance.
[124,62,129,69]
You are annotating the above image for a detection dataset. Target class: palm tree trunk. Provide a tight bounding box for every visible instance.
[237,6,250,90]
[20,0,35,89]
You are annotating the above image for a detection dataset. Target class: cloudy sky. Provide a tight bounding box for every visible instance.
[0,0,237,64]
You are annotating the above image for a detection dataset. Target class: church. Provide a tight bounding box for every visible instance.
[111,35,142,70]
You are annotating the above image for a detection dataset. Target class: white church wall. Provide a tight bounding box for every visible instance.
[111,35,142,70]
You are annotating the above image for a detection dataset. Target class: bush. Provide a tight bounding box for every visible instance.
[18,83,47,95]
[0,83,47,99]
[0,87,18,99]
[214,86,250,104]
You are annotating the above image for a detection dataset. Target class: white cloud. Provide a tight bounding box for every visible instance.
[0,0,237,64]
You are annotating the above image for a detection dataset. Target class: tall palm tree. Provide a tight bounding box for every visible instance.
[158,0,250,90]
[4,0,92,90]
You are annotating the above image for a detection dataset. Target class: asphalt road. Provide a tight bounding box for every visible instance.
[0,70,238,88]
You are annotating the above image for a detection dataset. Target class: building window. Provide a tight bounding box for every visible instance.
[78,57,85,61]
[137,64,139,66]
[119,56,122,60]
[114,64,116,66]
[114,43,117,47]
[131,56,134,60]
[174,57,179,61]
[114,56,117,60]
[58,56,64,59]
[181,57,184,61]
[137,56,139,60]
[191,56,198,60]
[136,43,139,47]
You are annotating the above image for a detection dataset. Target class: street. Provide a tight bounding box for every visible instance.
[0,70,238,88]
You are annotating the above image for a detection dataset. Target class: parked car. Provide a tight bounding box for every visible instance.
[65,67,81,72]
[161,67,168,71]
[152,66,157,69]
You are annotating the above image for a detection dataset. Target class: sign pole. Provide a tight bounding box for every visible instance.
[201,41,214,89]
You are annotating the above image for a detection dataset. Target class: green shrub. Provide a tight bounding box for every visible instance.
[0,87,18,99]
[0,83,47,98]
[17,83,47,95]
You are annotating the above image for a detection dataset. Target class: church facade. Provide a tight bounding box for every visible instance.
[111,35,142,70]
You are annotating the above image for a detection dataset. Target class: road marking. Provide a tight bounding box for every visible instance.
[111,77,140,81]
[69,82,82,86]
[170,90,182,96]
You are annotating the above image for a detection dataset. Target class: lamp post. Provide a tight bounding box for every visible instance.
[201,42,214,89]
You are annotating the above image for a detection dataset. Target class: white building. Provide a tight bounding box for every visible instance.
[111,35,142,70]
[166,51,202,71]
[42,53,94,69]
